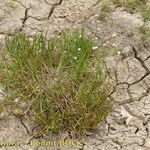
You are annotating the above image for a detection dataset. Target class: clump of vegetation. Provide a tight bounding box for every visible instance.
[99,1,110,21]
[140,4,150,22]
[111,0,146,13]
[99,0,149,20]
[139,25,150,40]
[0,31,112,136]
[110,0,150,21]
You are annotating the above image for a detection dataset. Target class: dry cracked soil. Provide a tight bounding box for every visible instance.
[0,0,150,150]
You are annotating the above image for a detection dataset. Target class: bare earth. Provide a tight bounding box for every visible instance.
[0,0,150,150]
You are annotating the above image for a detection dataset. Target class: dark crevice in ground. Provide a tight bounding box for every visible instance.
[48,0,63,19]
[145,55,150,61]
[20,118,30,134]
[12,112,30,135]
[43,0,52,5]
[26,26,43,32]
[15,0,27,9]
[0,32,13,36]
[132,46,150,74]
[28,0,63,22]
[138,87,150,102]
[118,46,150,86]
[28,16,47,21]
[22,8,30,26]
[92,0,101,7]
[20,7,31,31]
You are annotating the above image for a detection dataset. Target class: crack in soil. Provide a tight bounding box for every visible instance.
[15,0,27,9]
[48,0,63,19]
[21,7,31,30]
[92,0,101,7]
[0,1,150,149]
[12,112,30,135]
[132,46,150,74]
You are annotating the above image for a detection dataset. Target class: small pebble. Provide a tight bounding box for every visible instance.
[95,37,98,40]
[112,43,118,47]
[112,33,117,37]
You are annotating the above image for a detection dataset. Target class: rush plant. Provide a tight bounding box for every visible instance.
[0,31,112,136]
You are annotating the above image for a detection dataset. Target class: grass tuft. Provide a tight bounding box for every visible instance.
[99,1,110,21]
[99,0,150,21]
[112,0,144,13]
[140,4,150,22]
[0,31,112,136]
[139,25,150,40]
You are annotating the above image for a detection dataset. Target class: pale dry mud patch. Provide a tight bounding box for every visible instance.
[83,5,150,150]
[0,0,150,150]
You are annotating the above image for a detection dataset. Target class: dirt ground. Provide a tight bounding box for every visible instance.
[0,0,150,150]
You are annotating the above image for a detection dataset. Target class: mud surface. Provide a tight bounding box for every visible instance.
[0,0,150,150]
